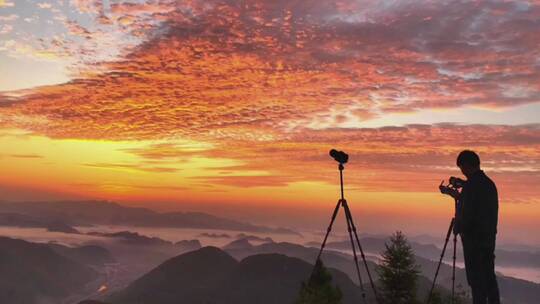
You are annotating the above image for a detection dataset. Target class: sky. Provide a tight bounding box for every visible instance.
[0,0,539,243]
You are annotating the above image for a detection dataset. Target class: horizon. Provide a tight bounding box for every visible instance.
[1,0,539,249]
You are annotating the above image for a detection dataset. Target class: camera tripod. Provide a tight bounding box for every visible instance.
[426,198,458,304]
[312,160,380,304]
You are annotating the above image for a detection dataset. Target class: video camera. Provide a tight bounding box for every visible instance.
[439,176,466,199]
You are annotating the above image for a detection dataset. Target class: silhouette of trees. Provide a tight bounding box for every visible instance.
[296,259,342,304]
[377,231,421,304]
[428,284,470,304]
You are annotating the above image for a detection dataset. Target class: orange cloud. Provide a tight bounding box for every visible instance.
[116,124,539,206]
[82,162,179,173]
[0,0,539,207]
[1,1,538,137]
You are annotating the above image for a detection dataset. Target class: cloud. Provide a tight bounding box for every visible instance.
[0,24,12,34]
[64,20,92,38]
[0,14,18,21]
[189,175,296,188]
[37,2,52,9]
[71,182,189,191]
[109,1,176,15]
[82,162,179,173]
[0,0,538,202]
[1,0,538,139]
[70,0,103,14]
[120,124,540,204]
[0,1,15,8]
[9,154,43,159]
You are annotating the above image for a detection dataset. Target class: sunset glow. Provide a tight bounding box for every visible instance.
[1,0,539,243]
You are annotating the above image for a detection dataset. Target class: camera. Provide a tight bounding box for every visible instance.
[449,176,466,188]
[439,178,462,199]
[329,149,349,164]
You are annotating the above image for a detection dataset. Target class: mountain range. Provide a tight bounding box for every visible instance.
[225,239,540,304]
[107,246,367,304]
[0,201,298,234]
[3,233,539,304]
[311,237,540,269]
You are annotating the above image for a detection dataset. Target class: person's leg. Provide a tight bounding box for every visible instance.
[461,236,475,287]
[471,285,487,304]
[463,235,487,304]
[486,272,500,304]
[484,238,500,304]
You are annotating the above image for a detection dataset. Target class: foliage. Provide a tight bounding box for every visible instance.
[295,259,343,304]
[427,284,471,304]
[377,231,421,304]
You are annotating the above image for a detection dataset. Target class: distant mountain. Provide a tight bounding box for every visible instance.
[226,239,540,304]
[322,237,442,260]
[46,220,80,233]
[0,212,82,235]
[198,232,231,238]
[224,239,379,286]
[414,255,540,304]
[306,237,540,304]
[322,236,540,269]
[175,239,202,251]
[106,246,366,304]
[87,231,202,253]
[235,233,274,243]
[0,201,298,234]
[48,243,115,266]
[88,231,173,246]
[0,237,98,304]
[0,212,45,227]
[223,238,254,250]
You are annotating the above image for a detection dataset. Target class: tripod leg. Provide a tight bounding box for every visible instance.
[426,218,455,304]
[342,201,381,304]
[452,233,457,304]
[343,201,367,304]
[315,199,342,266]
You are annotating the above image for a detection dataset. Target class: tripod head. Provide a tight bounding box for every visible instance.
[329,149,348,171]
[329,149,348,165]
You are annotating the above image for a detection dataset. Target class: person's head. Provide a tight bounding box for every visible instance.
[456,150,480,178]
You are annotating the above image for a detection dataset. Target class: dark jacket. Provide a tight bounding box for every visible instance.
[457,170,498,239]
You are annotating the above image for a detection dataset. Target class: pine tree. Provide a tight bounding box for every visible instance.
[377,231,421,304]
[295,259,343,304]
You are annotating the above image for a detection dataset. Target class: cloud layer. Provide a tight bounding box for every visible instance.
[0,0,539,203]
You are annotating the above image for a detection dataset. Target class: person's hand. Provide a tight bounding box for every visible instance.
[439,181,460,199]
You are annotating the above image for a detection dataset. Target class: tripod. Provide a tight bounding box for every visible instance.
[426,198,458,304]
[312,162,380,304]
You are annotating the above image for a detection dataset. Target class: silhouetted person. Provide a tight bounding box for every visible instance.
[454,150,500,304]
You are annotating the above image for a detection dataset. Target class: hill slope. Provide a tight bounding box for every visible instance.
[107,246,366,304]
[0,237,98,304]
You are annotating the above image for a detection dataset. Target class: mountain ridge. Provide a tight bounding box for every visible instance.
[106,246,367,304]
[0,200,299,235]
